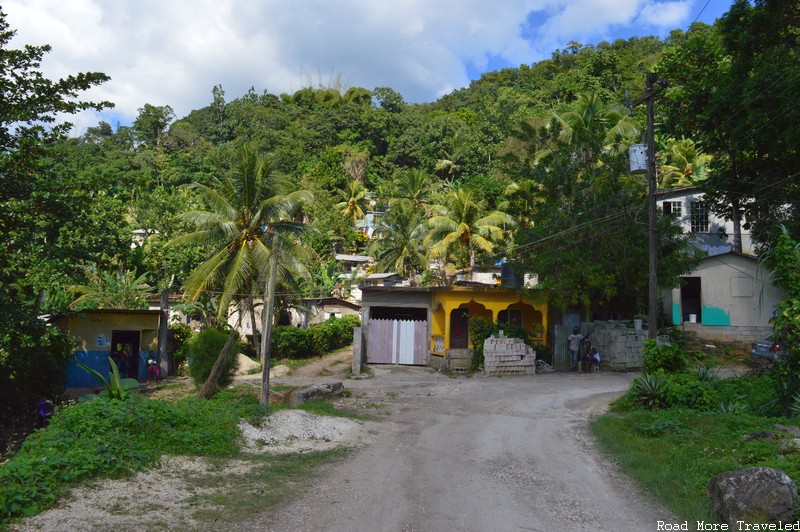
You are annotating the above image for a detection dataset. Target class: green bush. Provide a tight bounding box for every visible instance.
[168,323,192,375]
[272,326,311,359]
[270,315,360,360]
[642,339,688,373]
[187,328,240,387]
[0,388,263,522]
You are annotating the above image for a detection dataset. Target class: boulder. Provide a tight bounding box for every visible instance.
[291,382,345,405]
[707,467,798,527]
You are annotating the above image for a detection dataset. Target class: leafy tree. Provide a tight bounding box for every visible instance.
[69,265,152,310]
[0,9,112,427]
[655,3,800,251]
[505,93,698,316]
[132,103,175,148]
[764,229,800,412]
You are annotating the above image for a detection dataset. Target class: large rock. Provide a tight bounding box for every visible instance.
[707,467,798,526]
[291,382,345,405]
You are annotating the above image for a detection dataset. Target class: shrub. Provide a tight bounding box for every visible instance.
[187,328,240,387]
[642,339,688,373]
[168,323,192,374]
[272,326,311,359]
[632,373,669,410]
[269,315,360,360]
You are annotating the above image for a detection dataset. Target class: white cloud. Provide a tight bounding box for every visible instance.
[2,0,713,132]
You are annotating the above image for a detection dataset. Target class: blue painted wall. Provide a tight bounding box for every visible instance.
[67,350,110,387]
[672,302,681,326]
[67,350,151,387]
[701,306,731,326]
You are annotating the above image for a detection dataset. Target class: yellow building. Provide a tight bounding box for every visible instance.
[54,310,162,387]
[360,285,547,369]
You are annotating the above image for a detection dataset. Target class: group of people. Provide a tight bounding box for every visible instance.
[113,345,161,382]
[567,327,600,373]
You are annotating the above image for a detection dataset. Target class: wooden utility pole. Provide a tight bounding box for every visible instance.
[645,73,658,339]
[630,73,667,339]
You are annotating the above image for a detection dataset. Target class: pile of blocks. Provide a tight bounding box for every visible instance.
[484,332,536,376]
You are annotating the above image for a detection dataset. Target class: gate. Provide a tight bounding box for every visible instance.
[366,319,428,365]
[553,324,570,371]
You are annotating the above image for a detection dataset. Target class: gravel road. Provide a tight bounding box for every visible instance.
[239,366,676,532]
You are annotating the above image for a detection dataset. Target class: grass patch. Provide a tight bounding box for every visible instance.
[290,399,374,421]
[592,380,800,524]
[0,385,269,524]
[190,450,350,524]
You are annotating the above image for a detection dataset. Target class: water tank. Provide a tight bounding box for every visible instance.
[500,263,522,289]
[629,144,647,174]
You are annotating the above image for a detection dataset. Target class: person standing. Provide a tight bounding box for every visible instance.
[567,327,584,371]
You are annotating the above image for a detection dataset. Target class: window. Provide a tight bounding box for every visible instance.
[498,308,523,325]
[663,201,682,218]
[690,201,709,233]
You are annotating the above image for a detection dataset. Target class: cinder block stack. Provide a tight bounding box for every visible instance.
[484,335,536,376]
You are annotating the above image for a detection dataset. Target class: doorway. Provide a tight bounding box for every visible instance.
[450,309,469,349]
[111,330,141,380]
[680,277,702,323]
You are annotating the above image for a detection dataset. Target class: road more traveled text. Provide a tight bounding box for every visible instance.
[657,521,800,531]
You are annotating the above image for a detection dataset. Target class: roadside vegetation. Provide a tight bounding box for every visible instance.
[593,230,800,524]
[0,386,354,526]
[592,347,800,523]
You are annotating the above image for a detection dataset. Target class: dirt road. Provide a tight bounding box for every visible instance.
[240,365,675,531]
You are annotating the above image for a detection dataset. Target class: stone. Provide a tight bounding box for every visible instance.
[775,424,800,438]
[707,467,798,527]
[291,382,345,405]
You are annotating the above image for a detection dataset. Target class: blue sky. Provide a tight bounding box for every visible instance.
[4,0,735,132]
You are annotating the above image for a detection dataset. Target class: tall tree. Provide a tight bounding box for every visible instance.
[370,201,427,281]
[656,3,800,251]
[505,93,698,316]
[425,187,514,280]
[0,9,112,427]
[169,145,312,345]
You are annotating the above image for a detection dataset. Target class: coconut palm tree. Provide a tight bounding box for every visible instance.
[169,145,312,398]
[390,168,440,216]
[658,137,713,188]
[556,92,638,150]
[336,180,369,226]
[424,188,514,280]
[370,201,427,282]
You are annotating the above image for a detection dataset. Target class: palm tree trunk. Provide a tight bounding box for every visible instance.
[259,243,279,406]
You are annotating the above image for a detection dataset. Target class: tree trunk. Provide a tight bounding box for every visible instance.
[248,292,259,348]
[260,245,279,406]
[731,196,743,253]
[198,328,238,399]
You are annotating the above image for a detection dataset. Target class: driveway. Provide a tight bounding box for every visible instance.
[239,365,676,531]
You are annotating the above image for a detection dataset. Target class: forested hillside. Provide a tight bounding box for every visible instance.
[2,1,798,421]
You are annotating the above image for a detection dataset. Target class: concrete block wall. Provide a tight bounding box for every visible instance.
[588,322,646,371]
[484,335,536,376]
[681,323,771,346]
